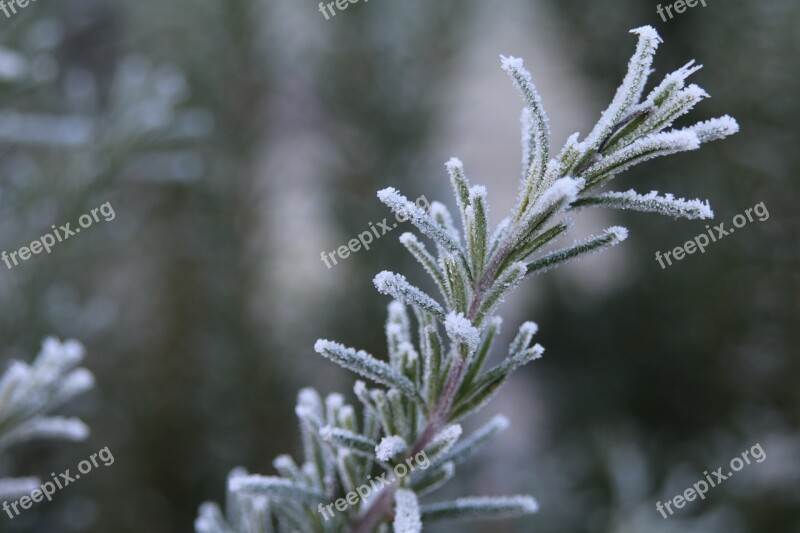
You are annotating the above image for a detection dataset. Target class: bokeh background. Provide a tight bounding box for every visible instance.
[0,0,798,531]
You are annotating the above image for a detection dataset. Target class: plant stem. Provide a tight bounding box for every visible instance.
[348,237,513,532]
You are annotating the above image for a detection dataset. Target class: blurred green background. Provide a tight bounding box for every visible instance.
[0,0,797,531]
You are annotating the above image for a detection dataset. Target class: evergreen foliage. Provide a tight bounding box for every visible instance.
[196,26,737,532]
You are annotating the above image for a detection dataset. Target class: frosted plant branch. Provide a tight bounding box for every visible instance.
[0,338,94,500]
[197,25,737,533]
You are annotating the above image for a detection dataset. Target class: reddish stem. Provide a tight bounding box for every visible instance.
[350,241,511,532]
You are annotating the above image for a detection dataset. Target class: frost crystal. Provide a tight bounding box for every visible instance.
[578,189,714,220]
[444,312,480,353]
[686,115,740,143]
[445,157,463,172]
[374,271,445,318]
[585,26,661,148]
[532,176,584,216]
[375,435,408,461]
[394,489,422,533]
[606,226,629,243]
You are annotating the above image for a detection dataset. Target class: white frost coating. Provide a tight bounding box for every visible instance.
[0,477,41,500]
[499,55,549,129]
[0,48,27,81]
[337,447,352,462]
[445,157,463,171]
[314,339,417,398]
[520,107,536,178]
[388,300,406,316]
[513,177,584,242]
[535,177,584,212]
[687,115,740,143]
[422,495,539,518]
[227,474,246,493]
[499,55,524,72]
[326,394,345,425]
[302,461,317,478]
[24,416,87,441]
[194,502,225,533]
[0,335,94,483]
[519,343,545,364]
[606,226,629,243]
[0,362,29,401]
[641,83,708,134]
[387,299,411,351]
[294,405,315,420]
[377,188,461,253]
[527,227,631,276]
[587,130,700,182]
[432,424,463,454]
[230,475,322,503]
[373,271,445,318]
[398,341,418,363]
[296,389,323,422]
[375,435,407,461]
[519,321,538,337]
[56,368,95,399]
[273,455,295,471]
[339,405,355,422]
[540,158,564,193]
[398,232,415,246]
[643,60,703,107]
[492,414,510,432]
[630,24,662,44]
[394,489,422,533]
[553,131,583,172]
[386,323,403,338]
[509,321,539,356]
[326,393,345,409]
[353,380,368,397]
[444,312,481,353]
[490,216,510,245]
[591,189,714,220]
[680,83,708,101]
[500,55,550,172]
[430,201,460,241]
[469,184,487,199]
[297,388,320,408]
[39,337,85,373]
[585,26,662,148]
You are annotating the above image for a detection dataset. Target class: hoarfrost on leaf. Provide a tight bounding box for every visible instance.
[444,312,481,353]
[375,435,408,462]
[394,489,422,533]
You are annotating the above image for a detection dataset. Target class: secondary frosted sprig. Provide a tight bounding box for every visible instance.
[0,338,94,502]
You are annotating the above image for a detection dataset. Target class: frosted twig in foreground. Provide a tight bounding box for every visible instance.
[198,25,737,533]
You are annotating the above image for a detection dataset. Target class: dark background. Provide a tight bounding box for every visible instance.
[0,0,797,531]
